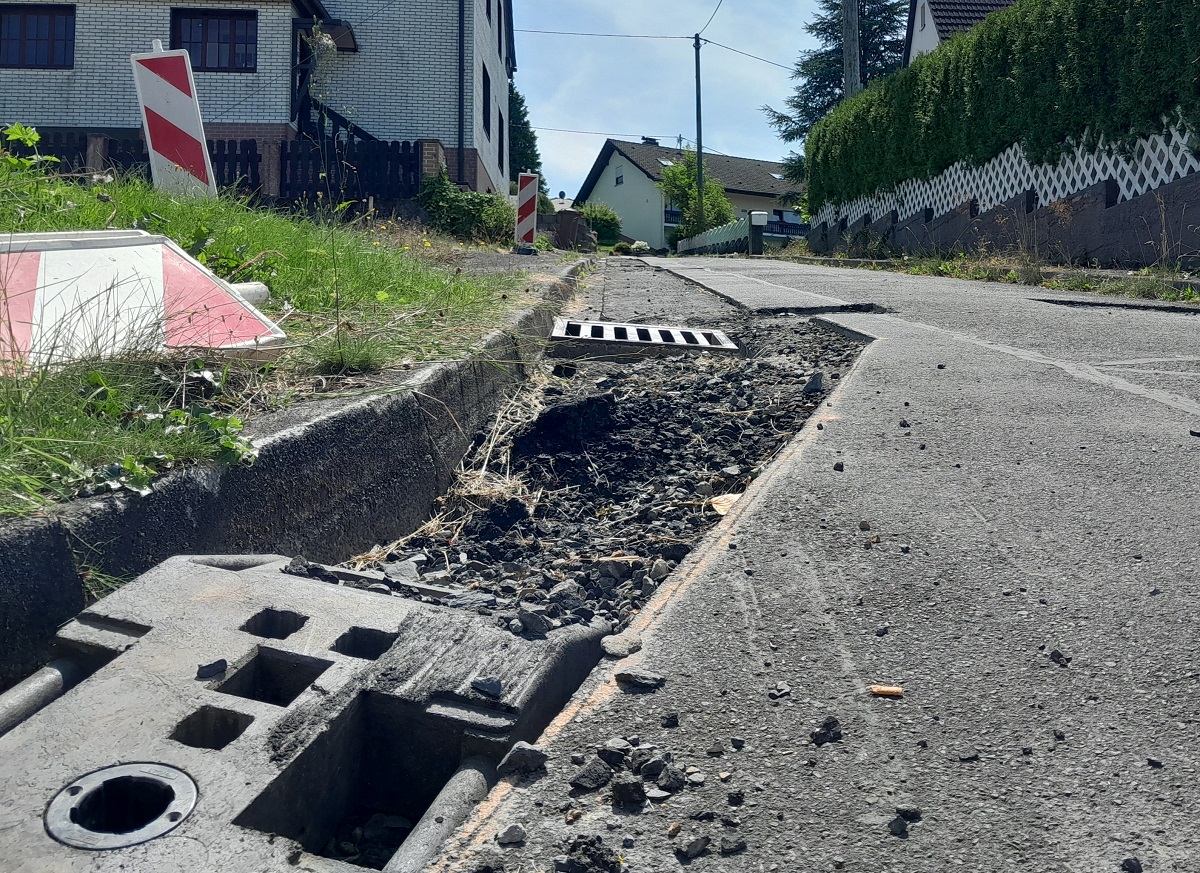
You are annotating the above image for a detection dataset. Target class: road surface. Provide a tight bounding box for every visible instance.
[443,257,1200,873]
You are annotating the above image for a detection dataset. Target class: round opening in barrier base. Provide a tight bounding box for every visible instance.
[45,763,198,850]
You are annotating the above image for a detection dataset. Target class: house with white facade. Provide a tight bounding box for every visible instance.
[903,0,1015,66]
[0,0,514,192]
[574,138,806,251]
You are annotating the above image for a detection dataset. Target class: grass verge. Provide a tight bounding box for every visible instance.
[1,131,532,517]
[776,248,1200,305]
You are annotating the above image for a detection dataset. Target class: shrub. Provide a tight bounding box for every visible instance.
[806,0,1197,214]
[580,201,622,244]
[418,169,516,242]
[612,242,632,255]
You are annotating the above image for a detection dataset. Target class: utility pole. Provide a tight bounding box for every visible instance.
[842,0,861,99]
[694,33,705,232]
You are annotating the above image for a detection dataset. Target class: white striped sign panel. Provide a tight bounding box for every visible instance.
[515,173,538,244]
[130,46,217,197]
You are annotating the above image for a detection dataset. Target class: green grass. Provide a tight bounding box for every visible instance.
[1,146,529,517]
[1045,275,1200,303]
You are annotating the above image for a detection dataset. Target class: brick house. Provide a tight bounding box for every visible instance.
[574,138,807,251]
[0,0,514,192]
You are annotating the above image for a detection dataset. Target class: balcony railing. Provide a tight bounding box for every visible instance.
[664,209,682,225]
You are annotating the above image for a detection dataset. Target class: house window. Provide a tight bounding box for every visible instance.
[496,1,502,56]
[481,63,491,138]
[485,0,491,21]
[171,9,257,72]
[919,3,926,30]
[498,110,504,173]
[615,174,623,186]
[0,4,75,69]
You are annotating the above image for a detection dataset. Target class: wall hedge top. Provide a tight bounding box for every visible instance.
[805,0,1199,215]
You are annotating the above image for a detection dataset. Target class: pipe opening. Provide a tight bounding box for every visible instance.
[70,776,174,835]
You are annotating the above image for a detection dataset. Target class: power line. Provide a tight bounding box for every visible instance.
[533,126,674,138]
[698,0,724,36]
[530,126,732,157]
[513,27,792,72]
[514,29,690,39]
[700,38,793,71]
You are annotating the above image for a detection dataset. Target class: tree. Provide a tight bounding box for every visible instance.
[508,87,547,194]
[657,150,734,243]
[764,0,906,182]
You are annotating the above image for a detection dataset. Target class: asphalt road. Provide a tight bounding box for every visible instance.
[439,257,1200,873]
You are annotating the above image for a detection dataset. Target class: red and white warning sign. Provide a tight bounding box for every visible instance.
[0,231,285,368]
[131,40,217,197]
[515,173,539,246]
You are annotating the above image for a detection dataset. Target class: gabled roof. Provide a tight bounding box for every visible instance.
[575,139,791,204]
[928,0,1015,40]
[904,0,1016,65]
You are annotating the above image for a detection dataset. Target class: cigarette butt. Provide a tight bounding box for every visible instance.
[869,685,904,697]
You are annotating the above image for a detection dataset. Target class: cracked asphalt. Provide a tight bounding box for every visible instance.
[435,256,1200,873]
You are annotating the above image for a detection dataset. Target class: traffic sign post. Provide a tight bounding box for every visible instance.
[130,40,216,198]
[515,173,539,248]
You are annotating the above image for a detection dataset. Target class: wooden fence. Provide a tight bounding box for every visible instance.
[279,138,420,205]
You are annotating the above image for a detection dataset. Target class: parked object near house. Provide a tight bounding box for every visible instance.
[0,0,515,196]
[0,230,286,367]
[904,0,1016,66]
[574,138,807,251]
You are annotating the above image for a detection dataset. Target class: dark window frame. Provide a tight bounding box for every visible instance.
[0,4,75,70]
[498,109,504,173]
[481,62,491,138]
[485,0,491,21]
[495,1,501,55]
[170,8,257,73]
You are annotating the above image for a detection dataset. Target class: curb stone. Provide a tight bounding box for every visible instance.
[0,258,592,689]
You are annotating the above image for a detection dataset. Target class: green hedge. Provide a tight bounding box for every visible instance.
[806,0,1199,214]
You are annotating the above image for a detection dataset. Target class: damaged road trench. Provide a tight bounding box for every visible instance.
[0,260,863,871]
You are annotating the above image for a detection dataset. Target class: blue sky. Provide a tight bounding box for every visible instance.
[510,0,822,199]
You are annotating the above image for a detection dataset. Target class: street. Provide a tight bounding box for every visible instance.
[443,256,1200,873]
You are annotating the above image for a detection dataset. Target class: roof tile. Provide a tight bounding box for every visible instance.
[927,0,1016,41]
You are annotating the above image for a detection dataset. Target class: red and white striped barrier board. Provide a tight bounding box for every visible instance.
[0,231,285,368]
[515,173,539,245]
[131,41,217,197]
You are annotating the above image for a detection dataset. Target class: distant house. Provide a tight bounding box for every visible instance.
[574,138,805,250]
[903,0,1016,66]
[0,0,515,192]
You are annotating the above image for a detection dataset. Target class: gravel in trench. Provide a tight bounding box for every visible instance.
[341,259,864,644]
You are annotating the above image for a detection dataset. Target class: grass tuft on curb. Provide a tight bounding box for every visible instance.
[1,131,530,517]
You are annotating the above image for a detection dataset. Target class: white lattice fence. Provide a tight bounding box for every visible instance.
[815,120,1200,230]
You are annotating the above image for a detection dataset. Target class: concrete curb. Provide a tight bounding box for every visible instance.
[0,258,592,689]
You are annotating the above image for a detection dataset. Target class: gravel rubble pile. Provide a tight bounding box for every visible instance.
[336,311,862,638]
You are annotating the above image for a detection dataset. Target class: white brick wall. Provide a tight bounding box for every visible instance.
[470,0,507,192]
[317,0,509,191]
[0,0,511,191]
[317,0,458,143]
[0,0,292,129]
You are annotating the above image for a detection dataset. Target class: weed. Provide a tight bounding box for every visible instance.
[0,124,528,517]
[309,330,390,375]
